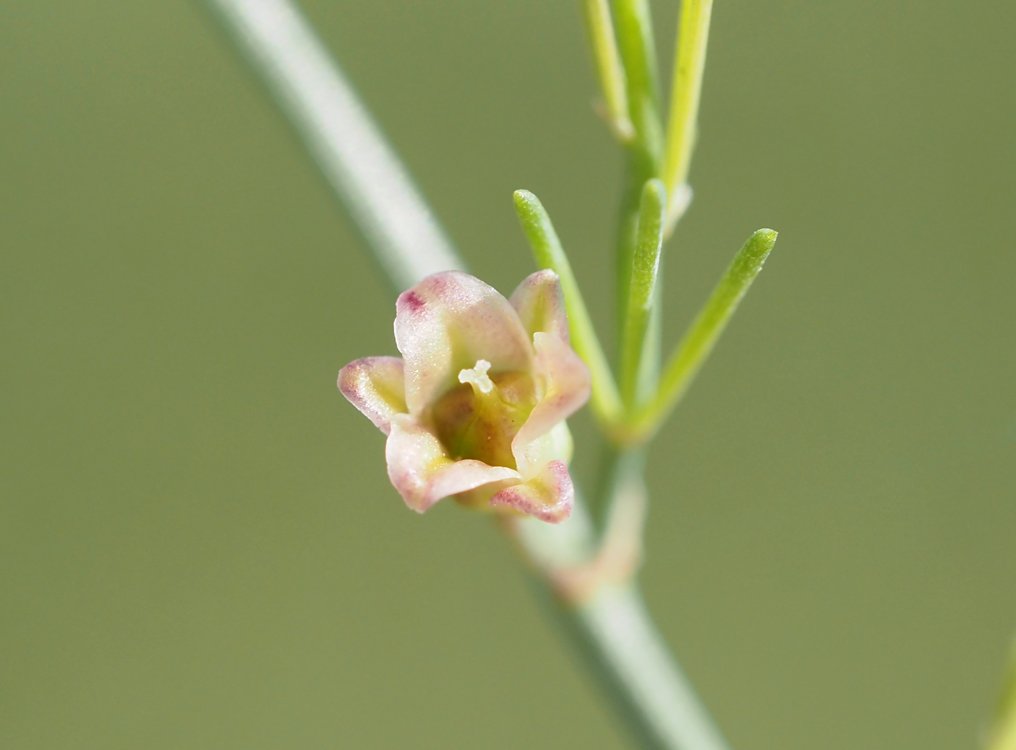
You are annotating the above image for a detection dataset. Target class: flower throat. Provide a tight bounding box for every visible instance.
[429,359,536,469]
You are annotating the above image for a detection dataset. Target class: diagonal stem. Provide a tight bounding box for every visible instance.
[206,0,461,288]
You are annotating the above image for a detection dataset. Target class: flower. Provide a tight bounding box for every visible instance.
[338,270,590,523]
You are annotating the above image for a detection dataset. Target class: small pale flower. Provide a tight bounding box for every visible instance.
[338,270,590,523]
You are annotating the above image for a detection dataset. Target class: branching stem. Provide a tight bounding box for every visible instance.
[205,1,728,748]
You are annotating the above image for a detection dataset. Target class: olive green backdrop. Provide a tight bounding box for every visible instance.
[2,2,1013,748]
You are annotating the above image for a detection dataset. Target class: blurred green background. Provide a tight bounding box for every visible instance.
[3,1,1014,748]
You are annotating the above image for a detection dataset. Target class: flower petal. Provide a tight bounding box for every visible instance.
[337,356,407,435]
[395,272,534,414]
[386,415,520,513]
[509,269,570,342]
[511,331,590,476]
[489,460,573,523]
[513,422,574,481]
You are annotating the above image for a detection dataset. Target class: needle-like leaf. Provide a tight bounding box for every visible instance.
[620,179,666,411]
[581,0,635,142]
[513,190,623,427]
[661,0,715,233]
[629,227,777,440]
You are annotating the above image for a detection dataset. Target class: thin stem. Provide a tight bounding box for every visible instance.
[661,0,715,233]
[620,179,666,411]
[581,0,635,142]
[629,228,777,441]
[513,189,624,428]
[511,453,729,750]
[528,575,729,750]
[206,0,462,288]
[206,2,724,747]
[577,584,728,750]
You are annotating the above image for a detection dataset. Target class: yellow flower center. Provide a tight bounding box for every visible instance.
[429,359,536,469]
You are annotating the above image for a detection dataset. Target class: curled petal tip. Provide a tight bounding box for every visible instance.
[386,415,519,513]
[510,270,570,343]
[490,460,574,524]
[337,356,406,434]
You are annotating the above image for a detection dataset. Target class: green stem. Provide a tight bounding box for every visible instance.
[576,583,727,750]
[512,449,728,750]
[529,576,728,750]
[206,1,726,747]
[661,0,715,232]
[630,228,777,440]
[513,190,623,427]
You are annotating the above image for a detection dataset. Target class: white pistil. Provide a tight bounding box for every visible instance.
[458,359,494,395]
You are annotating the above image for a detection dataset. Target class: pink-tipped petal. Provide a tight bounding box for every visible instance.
[337,357,407,435]
[509,269,570,342]
[489,460,573,523]
[511,331,590,476]
[394,272,534,414]
[386,415,520,513]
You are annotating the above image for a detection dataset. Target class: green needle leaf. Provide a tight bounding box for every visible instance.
[513,189,623,427]
[611,0,664,167]
[629,227,778,440]
[581,0,635,142]
[620,179,665,411]
[661,0,714,234]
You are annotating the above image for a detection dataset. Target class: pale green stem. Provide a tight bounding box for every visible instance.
[629,228,777,440]
[206,0,461,289]
[620,179,665,411]
[661,0,715,233]
[578,583,727,750]
[988,638,1016,750]
[206,1,725,747]
[581,0,635,142]
[512,450,729,750]
[513,189,624,428]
